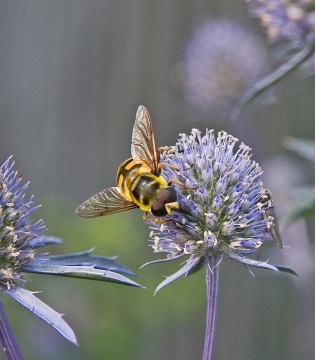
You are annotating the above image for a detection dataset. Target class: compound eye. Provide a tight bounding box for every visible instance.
[151,200,168,217]
[156,187,177,204]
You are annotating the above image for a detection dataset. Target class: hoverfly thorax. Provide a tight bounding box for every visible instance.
[129,172,168,213]
[116,155,172,214]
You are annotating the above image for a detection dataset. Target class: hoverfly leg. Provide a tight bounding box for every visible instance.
[142,211,150,221]
[157,146,185,154]
[158,162,180,172]
[143,212,160,222]
[158,146,172,152]
[158,161,197,175]
[143,211,178,224]
[168,178,198,191]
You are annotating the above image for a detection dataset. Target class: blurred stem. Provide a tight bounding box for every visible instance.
[202,255,219,360]
[230,39,315,121]
[0,298,23,360]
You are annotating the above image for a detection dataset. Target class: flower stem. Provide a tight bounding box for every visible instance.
[230,37,315,121]
[0,298,23,360]
[202,255,220,360]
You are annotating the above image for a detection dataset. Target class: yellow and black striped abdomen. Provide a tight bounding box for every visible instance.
[116,158,143,201]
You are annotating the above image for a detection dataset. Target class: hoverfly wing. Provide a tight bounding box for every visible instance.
[131,105,160,175]
[264,207,283,248]
[270,221,283,248]
[262,190,283,248]
[75,187,137,218]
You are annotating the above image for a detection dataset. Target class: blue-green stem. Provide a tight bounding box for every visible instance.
[202,255,219,360]
[0,298,23,360]
[230,38,315,121]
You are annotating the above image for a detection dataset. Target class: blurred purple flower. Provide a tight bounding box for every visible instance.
[177,19,268,115]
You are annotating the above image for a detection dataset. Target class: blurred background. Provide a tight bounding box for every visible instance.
[1,1,315,359]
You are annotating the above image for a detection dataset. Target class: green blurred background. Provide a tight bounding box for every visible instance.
[1,1,315,359]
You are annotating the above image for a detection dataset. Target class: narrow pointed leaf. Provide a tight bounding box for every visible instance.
[227,251,279,272]
[140,254,185,269]
[30,248,137,276]
[273,265,299,276]
[3,285,77,345]
[20,263,144,288]
[230,39,315,120]
[154,255,202,294]
[284,136,315,162]
[29,235,63,247]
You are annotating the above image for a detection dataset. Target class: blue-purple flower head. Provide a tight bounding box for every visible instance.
[178,19,267,116]
[246,0,315,43]
[0,156,46,287]
[0,156,141,347]
[145,130,289,289]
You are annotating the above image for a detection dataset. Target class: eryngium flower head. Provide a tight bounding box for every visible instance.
[177,19,267,115]
[246,0,315,42]
[145,130,291,290]
[0,156,46,286]
[0,156,142,349]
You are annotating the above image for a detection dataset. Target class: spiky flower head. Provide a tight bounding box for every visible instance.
[145,130,294,291]
[0,156,143,351]
[0,156,46,287]
[246,0,315,42]
[178,19,267,115]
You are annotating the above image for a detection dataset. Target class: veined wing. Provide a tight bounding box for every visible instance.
[261,190,283,248]
[264,207,283,248]
[75,187,137,218]
[131,105,160,175]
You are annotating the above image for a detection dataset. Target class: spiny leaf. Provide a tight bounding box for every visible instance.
[227,251,279,272]
[30,248,137,276]
[154,254,202,294]
[20,263,145,288]
[140,254,185,269]
[273,265,299,276]
[3,285,77,345]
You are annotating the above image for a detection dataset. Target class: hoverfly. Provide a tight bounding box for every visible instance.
[259,189,283,248]
[75,105,186,220]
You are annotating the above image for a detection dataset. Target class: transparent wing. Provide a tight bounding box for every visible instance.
[262,190,283,248]
[75,187,137,218]
[131,105,159,175]
[265,208,283,248]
